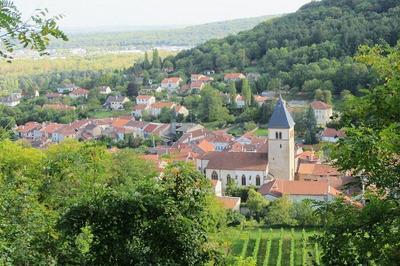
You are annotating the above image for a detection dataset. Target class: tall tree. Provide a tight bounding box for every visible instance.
[152,49,161,69]
[143,52,151,69]
[241,79,252,106]
[199,84,232,123]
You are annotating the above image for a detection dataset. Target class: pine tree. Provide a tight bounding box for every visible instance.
[152,49,161,69]
[143,52,151,69]
[242,79,252,106]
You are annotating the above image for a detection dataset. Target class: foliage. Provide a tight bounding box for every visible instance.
[198,84,233,123]
[315,43,400,265]
[265,196,297,226]
[0,140,221,264]
[173,0,400,97]
[246,189,269,222]
[0,1,67,61]
[226,210,245,227]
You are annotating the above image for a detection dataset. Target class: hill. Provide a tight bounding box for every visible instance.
[172,0,400,96]
[49,15,280,50]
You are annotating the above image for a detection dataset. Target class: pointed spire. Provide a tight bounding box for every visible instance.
[268,95,295,129]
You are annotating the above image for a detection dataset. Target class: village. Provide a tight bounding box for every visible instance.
[9,71,352,212]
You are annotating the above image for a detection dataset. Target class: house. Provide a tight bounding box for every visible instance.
[69,88,89,99]
[37,123,63,140]
[206,131,234,151]
[224,73,246,82]
[16,122,42,139]
[234,95,246,108]
[197,151,268,190]
[217,196,241,211]
[161,77,182,90]
[132,104,149,118]
[191,74,213,83]
[203,70,215,75]
[259,179,341,202]
[104,95,130,110]
[149,102,176,117]
[136,95,155,106]
[190,81,206,91]
[99,86,112,95]
[296,163,341,181]
[43,103,76,111]
[57,84,77,94]
[46,92,62,100]
[51,119,90,143]
[253,95,269,107]
[310,101,333,126]
[320,128,345,143]
[0,94,21,107]
[174,105,189,117]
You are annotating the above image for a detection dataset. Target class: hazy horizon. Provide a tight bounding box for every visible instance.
[14,0,311,31]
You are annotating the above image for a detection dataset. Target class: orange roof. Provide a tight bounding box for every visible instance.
[133,104,148,111]
[39,123,62,134]
[259,179,341,197]
[70,88,89,95]
[254,95,268,102]
[201,151,268,171]
[298,163,339,176]
[161,77,181,84]
[310,101,331,110]
[321,128,345,138]
[196,139,215,153]
[111,117,131,128]
[151,102,175,109]
[136,95,154,100]
[216,196,241,209]
[224,73,245,80]
[18,122,41,133]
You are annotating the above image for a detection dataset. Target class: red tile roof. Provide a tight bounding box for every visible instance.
[201,151,268,171]
[136,95,154,100]
[321,128,345,138]
[161,77,181,84]
[39,123,62,134]
[297,163,340,176]
[151,102,175,109]
[259,179,341,197]
[310,101,331,110]
[70,88,89,95]
[216,196,241,210]
[18,122,41,133]
[224,73,245,80]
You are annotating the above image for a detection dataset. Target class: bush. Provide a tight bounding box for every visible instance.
[226,210,245,227]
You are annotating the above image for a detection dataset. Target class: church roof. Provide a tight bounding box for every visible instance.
[268,95,295,129]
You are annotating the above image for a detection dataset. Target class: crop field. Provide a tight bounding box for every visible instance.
[215,227,321,266]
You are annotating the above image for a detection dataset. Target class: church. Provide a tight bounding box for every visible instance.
[197,95,297,190]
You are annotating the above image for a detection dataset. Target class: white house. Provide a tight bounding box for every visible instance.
[224,73,246,82]
[57,85,77,94]
[136,95,156,106]
[320,128,345,143]
[149,102,176,117]
[310,101,333,126]
[161,77,182,90]
[235,95,246,108]
[99,86,112,95]
[104,95,130,110]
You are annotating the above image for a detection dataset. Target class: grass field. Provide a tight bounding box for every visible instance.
[212,227,321,266]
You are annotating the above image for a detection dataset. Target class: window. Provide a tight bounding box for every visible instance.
[275,132,279,139]
[280,144,282,148]
[241,175,246,186]
[279,132,282,139]
[227,174,231,183]
[211,171,218,180]
[256,175,261,186]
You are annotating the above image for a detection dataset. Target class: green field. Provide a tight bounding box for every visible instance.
[213,227,321,266]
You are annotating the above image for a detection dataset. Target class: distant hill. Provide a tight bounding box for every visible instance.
[50,15,281,50]
[172,0,400,96]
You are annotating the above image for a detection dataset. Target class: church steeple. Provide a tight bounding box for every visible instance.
[268,95,295,129]
[268,95,295,180]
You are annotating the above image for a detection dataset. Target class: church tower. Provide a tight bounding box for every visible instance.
[268,95,295,180]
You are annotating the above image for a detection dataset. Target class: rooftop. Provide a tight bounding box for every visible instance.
[201,151,268,171]
[310,101,332,110]
[268,95,295,129]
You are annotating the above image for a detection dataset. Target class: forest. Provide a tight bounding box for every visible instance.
[171,0,400,96]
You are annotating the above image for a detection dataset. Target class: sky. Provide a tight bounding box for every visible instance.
[14,0,311,30]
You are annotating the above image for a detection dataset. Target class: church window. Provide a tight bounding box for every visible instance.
[227,174,231,183]
[241,175,246,186]
[280,144,282,148]
[211,171,218,180]
[275,132,278,139]
[256,175,261,186]
[279,132,282,139]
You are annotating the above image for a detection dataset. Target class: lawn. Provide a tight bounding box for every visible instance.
[211,226,321,266]
[254,128,268,137]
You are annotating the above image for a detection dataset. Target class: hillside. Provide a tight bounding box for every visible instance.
[49,15,280,50]
[172,0,400,95]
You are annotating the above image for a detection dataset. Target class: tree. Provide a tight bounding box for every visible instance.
[199,84,232,123]
[315,44,400,265]
[151,48,161,69]
[241,79,252,106]
[246,189,269,221]
[265,196,297,226]
[227,82,237,106]
[0,1,67,61]
[292,200,319,226]
[143,52,151,69]
[126,82,139,97]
